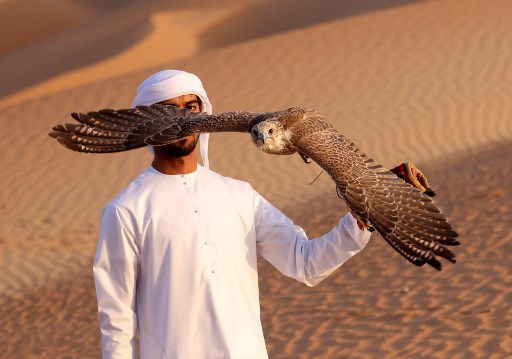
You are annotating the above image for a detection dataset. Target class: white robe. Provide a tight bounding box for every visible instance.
[93,165,371,358]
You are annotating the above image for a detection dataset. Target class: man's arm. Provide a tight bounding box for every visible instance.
[254,192,371,286]
[93,203,139,359]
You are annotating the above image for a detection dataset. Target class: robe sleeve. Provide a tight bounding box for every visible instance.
[93,203,140,359]
[253,191,371,286]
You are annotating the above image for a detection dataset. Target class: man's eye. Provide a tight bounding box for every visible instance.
[187,105,198,110]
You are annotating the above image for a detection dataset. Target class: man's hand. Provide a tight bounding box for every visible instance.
[390,162,436,197]
[347,206,375,231]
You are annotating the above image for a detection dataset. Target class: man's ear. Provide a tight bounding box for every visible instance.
[196,96,203,112]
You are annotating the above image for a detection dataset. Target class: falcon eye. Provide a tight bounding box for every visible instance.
[268,128,274,134]
[251,129,258,136]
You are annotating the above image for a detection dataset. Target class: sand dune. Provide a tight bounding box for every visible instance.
[0,0,95,57]
[1,0,511,357]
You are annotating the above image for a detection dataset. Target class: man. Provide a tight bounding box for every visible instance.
[93,70,419,358]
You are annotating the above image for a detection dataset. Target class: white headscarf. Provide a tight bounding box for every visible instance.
[132,70,212,169]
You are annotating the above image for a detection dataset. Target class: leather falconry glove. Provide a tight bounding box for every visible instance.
[390,162,436,197]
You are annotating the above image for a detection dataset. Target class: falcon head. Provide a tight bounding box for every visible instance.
[250,115,295,155]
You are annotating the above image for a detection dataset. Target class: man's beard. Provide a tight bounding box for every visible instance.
[158,136,199,157]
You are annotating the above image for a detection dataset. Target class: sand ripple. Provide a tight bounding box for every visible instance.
[1,0,511,357]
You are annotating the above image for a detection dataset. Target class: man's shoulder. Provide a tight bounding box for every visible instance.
[105,167,154,209]
[202,167,254,193]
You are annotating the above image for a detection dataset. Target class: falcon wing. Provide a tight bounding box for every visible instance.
[144,109,263,146]
[49,104,262,153]
[290,116,459,270]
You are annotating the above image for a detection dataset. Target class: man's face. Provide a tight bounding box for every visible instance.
[159,94,202,112]
[156,94,202,157]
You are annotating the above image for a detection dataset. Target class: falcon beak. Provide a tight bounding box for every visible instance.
[251,129,266,146]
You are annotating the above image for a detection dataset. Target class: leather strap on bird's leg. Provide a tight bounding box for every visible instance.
[390,162,436,197]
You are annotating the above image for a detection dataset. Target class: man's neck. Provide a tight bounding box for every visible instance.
[151,152,198,175]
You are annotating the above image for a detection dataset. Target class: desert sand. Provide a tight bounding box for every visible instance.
[0,0,511,357]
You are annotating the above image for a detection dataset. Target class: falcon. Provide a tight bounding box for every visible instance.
[49,104,459,270]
